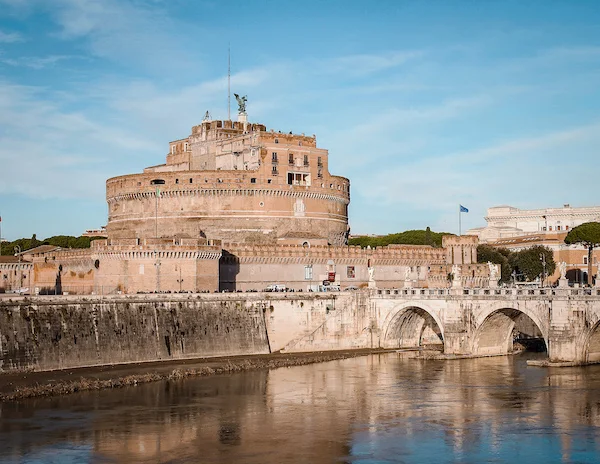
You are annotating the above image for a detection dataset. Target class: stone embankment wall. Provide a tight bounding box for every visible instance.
[0,295,272,372]
[0,293,360,373]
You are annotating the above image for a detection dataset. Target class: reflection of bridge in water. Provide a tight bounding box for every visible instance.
[283,286,600,366]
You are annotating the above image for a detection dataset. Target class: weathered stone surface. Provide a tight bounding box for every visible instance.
[0,295,270,371]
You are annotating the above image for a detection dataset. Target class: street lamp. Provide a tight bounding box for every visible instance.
[540,253,547,287]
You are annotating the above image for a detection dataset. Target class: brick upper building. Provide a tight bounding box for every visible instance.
[106,115,350,246]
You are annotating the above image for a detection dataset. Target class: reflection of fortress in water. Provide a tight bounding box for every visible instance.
[5,355,600,462]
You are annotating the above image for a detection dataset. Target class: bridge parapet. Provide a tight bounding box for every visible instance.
[374,287,600,299]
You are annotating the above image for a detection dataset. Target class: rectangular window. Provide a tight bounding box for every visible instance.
[584,256,588,264]
[317,169,323,178]
[289,153,294,165]
[557,226,561,231]
[272,166,278,175]
[304,265,313,280]
[347,266,355,278]
[317,156,322,166]
[272,152,278,162]
[288,172,310,185]
[250,178,256,184]
[303,155,309,166]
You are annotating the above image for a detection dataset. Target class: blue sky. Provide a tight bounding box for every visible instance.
[1,0,599,240]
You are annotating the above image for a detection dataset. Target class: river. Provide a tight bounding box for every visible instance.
[1,353,600,463]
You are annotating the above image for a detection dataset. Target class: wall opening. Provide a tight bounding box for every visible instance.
[382,306,443,350]
[473,308,547,357]
[586,322,600,363]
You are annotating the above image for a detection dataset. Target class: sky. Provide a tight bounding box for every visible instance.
[1,0,599,241]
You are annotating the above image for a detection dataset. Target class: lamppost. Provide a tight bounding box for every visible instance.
[177,266,183,292]
[14,245,22,291]
[540,252,547,287]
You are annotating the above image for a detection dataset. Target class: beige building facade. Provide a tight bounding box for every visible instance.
[467,204,600,242]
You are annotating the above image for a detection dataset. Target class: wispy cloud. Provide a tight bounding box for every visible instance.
[324,50,424,77]
[0,54,76,69]
[0,30,23,43]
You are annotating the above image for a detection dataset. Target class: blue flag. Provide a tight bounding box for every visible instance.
[460,205,469,213]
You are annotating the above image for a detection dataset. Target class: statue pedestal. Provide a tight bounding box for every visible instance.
[558,277,569,288]
[404,280,413,289]
[368,280,376,289]
[595,277,600,288]
[489,279,499,289]
[452,278,462,289]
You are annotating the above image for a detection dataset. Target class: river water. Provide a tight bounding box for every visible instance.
[1,353,600,463]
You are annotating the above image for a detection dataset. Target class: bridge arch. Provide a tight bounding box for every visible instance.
[471,305,548,357]
[381,303,444,349]
[579,309,600,363]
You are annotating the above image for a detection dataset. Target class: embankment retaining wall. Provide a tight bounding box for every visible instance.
[0,293,362,372]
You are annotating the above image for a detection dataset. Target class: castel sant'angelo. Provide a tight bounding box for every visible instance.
[7,99,486,295]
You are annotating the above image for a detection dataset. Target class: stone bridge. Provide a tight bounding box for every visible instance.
[3,287,600,372]
[283,286,600,366]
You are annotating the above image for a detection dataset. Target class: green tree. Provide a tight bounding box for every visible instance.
[512,245,556,283]
[565,222,600,286]
[349,229,452,248]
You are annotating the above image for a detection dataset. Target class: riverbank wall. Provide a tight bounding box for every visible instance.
[0,293,363,372]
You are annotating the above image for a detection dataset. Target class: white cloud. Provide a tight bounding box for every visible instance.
[0,55,76,69]
[325,50,424,77]
[0,30,23,43]
[0,81,156,200]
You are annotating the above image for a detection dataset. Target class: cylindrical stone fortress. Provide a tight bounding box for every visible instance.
[106,118,350,245]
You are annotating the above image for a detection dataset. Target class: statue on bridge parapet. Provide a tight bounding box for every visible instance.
[368,266,376,289]
[451,265,462,288]
[403,266,413,288]
[558,261,569,288]
[488,262,500,288]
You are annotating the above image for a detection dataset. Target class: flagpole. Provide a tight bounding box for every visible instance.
[459,205,461,236]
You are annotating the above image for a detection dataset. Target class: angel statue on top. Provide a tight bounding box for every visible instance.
[234,93,247,114]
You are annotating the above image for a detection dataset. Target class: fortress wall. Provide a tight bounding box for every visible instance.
[106,171,350,199]
[0,295,272,372]
[105,180,350,244]
[220,243,447,291]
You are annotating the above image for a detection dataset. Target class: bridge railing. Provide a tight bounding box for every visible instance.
[375,287,600,298]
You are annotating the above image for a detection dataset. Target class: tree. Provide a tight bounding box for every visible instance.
[349,229,453,248]
[511,245,556,283]
[565,222,600,286]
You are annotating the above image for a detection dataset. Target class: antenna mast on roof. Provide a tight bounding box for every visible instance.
[228,44,231,120]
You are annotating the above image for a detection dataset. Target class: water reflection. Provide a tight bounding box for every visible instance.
[1,354,600,463]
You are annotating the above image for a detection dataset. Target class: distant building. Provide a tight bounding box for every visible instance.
[467,204,600,243]
[82,226,108,238]
[469,205,600,285]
